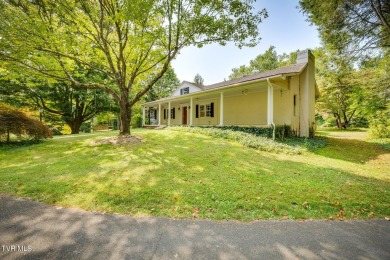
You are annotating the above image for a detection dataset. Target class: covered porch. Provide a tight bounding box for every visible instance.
[142,76,291,128]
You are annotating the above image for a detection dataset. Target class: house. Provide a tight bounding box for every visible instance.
[141,49,319,137]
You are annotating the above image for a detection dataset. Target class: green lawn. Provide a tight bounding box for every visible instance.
[0,128,389,221]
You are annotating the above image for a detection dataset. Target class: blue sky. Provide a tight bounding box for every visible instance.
[171,0,321,85]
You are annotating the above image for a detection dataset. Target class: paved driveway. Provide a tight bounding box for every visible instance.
[1,197,389,259]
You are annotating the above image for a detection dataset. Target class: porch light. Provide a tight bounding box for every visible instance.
[178,107,181,111]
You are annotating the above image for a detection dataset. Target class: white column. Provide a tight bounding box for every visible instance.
[158,103,161,126]
[142,106,146,126]
[219,92,224,126]
[267,82,274,125]
[168,101,171,126]
[190,98,193,126]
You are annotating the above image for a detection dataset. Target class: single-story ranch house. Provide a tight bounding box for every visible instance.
[142,49,319,137]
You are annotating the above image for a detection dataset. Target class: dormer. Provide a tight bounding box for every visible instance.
[170,81,203,97]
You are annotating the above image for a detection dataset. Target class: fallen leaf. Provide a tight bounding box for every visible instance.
[192,207,200,218]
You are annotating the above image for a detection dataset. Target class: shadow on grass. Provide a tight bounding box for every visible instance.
[313,135,388,164]
[3,131,389,221]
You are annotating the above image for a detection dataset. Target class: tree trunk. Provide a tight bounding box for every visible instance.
[70,122,81,134]
[334,113,342,129]
[6,128,10,143]
[119,92,131,135]
[65,117,83,134]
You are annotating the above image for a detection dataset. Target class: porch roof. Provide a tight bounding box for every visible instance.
[143,62,307,106]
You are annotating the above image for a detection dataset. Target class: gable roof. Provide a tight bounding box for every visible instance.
[203,62,307,91]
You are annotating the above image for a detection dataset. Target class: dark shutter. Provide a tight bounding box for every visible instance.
[172,108,175,119]
[164,109,166,119]
[154,110,157,119]
[210,102,214,117]
[196,105,199,118]
[180,89,183,95]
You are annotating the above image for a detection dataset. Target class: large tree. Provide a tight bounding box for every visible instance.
[0,0,266,135]
[314,47,389,129]
[299,0,390,55]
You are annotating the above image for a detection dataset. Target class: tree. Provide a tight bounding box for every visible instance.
[29,83,114,134]
[144,66,180,102]
[0,75,114,134]
[193,73,204,86]
[313,47,390,129]
[0,0,267,136]
[229,46,297,79]
[299,0,390,55]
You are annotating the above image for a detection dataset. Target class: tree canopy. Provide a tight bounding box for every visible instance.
[0,0,267,135]
[229,46,297,79]
[299,0,390,55]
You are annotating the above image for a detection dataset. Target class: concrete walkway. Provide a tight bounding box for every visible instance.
[1,197,389,260]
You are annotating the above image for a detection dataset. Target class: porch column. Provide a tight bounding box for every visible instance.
[219,92,224,126]
[190,98,193,126]
[158,103,161,126]
[142,106,146,126]
[168,101,171,126]
[267,81,274,125]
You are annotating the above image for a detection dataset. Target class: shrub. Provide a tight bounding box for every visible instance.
[0,104,53,142]
[369,110,390,138]
[131,113,143,128]
[195,125,294,139]
[80,121,92,133]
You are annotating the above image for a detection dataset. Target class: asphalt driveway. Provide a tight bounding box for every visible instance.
[1,196,389,260]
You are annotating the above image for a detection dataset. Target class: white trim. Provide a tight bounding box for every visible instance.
[219,92,224,126]
[158,103,161,126]
[190,98,193,126]
[142,106,145,126]
[168,102,171,126]
[267,80,274,125]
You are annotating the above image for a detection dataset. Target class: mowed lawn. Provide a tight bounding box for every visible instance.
[0,128,389,221]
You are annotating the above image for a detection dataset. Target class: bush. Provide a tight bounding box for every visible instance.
[369,110,390,138]
[131,113,143,128]
[0,104,53,142]
[80,121,92,133]
[194,125,294,139]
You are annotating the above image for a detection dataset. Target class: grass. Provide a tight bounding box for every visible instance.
[0,128,389,221]
[169,126,327,154]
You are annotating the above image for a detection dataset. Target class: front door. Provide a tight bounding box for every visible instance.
[182,106,188,125]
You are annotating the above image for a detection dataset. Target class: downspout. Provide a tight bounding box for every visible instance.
[267,78,276,141]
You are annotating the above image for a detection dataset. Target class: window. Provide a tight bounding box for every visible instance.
[206,104,212,117]
[197,103,214,118]
[199,105,205,117]
[180,87,189,95]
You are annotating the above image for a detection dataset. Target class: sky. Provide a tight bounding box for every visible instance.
[171,0,321,85]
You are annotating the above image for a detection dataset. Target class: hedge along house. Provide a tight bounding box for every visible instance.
[141,49,319,137]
